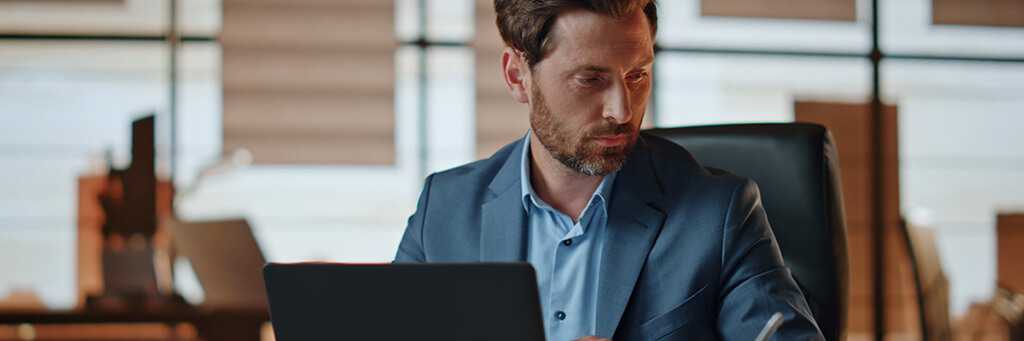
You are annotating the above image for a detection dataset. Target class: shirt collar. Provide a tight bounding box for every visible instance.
[520,130,617,214]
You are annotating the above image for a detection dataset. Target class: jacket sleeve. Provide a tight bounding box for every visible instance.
[716,179,825,340]
[394,174,434,263]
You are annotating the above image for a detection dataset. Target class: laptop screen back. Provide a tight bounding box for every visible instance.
[168,218,267,310]
[262,262,545,341]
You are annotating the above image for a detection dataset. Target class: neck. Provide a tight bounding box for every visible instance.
[528,133,604,223]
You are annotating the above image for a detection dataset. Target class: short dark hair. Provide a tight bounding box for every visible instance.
[494,0,658,68]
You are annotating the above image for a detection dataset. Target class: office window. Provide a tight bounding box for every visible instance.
[181,0,476,282]
[0,39,220,309]
[220,0,395,164]
[657,0,871,53]
[654,53,870,126]
[0,0,218,36]
[0,0,221,310]
[932,0,1024,27]
[701,0,856,21]
[880,0,1024,58]
[887,58,1024,315]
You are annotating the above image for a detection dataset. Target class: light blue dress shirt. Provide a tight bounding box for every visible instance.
[519,132,616,341]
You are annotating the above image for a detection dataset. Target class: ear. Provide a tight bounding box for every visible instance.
[501,47,531,104]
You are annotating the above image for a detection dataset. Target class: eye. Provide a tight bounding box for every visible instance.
[575,76,601,86]
[626,72,648,83]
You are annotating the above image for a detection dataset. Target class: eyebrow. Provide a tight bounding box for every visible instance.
[569,58,656,75]
[572,65,612,74]
[634,56,655,69]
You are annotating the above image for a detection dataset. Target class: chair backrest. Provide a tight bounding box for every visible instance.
[646,123,849,340]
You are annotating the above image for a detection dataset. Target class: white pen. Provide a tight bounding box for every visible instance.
[754,312,785,341]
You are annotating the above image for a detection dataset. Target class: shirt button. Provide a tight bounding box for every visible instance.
[555,311,566,320]
[563,239,573,247]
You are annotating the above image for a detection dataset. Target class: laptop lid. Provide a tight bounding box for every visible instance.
[167,218,267,310]
[262,262,546,341]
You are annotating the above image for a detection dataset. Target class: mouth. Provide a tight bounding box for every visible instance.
[592,134,626,147]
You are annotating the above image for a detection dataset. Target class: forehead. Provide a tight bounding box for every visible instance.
[540,8,654,70]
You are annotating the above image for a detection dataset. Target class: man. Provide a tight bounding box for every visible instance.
[395,0,824,340]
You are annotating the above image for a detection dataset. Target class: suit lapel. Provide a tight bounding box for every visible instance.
[596,137,667,337]
[480,137,529,262]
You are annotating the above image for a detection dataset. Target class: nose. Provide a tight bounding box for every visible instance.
[603,79,632,124]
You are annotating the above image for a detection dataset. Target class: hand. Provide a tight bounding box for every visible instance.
[574,336,612,341]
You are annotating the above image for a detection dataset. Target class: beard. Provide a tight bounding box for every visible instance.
[529,84,639,176]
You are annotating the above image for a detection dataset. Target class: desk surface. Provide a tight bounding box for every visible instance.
[0,308,269,341]
[0,308,268,324]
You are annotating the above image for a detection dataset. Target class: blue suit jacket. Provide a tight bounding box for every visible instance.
[395,133,824,340]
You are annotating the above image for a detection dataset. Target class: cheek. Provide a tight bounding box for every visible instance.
[550,90,603,121]
[630,85,651,113]
[631,83,651,104]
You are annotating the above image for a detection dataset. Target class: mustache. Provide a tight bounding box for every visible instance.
[586,122,637,138]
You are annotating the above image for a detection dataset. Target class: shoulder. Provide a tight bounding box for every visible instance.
[425,137,521,196]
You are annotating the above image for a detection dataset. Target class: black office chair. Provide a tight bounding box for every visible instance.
[646,123,849,341]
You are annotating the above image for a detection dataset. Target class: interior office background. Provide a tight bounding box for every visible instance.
[0,0,1022,339]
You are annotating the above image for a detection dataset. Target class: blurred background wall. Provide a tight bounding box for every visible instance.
[1,0,1023,339]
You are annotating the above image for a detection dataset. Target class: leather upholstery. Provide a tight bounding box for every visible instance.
[646,123,849,341]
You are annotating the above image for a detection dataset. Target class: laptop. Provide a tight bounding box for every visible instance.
[262,262,546,341]
[166,218,268,311]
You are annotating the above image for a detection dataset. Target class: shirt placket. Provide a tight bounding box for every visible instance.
[549,209,588,338]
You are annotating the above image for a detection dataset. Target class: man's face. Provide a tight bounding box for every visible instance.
[528,9,654,176]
